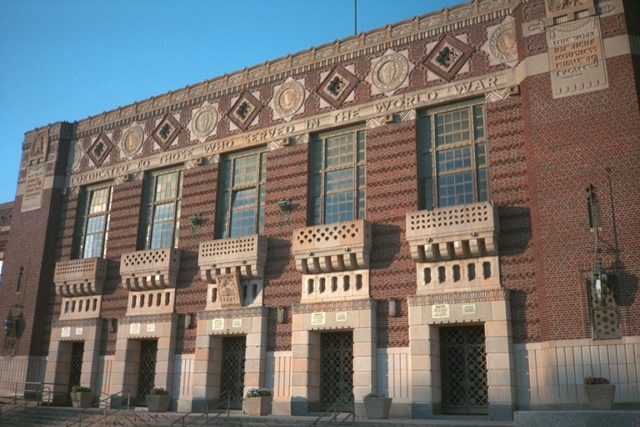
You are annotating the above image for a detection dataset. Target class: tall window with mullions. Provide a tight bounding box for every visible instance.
[215,149,267,239]
[73,185,113,259]
[309,125,366,225]
[139,169,183,249]
[418,101,489,210]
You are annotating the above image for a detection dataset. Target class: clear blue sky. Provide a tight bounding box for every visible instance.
[0,0,460,204]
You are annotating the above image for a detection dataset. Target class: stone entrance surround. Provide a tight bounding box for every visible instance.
[45,257,107,402]
[405,202,515,420]
[290,299,377,417]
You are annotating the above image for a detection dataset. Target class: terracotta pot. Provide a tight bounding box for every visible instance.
[146,394,170,412]
[363,397,392,419]
[244,395,272,416]
[585,384,615,410]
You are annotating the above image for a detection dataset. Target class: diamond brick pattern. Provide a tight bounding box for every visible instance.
[317,65,358,108]
[228,91,262,131]
[87,133,114,167]
[151,114,181,150]
[425,34,473,81]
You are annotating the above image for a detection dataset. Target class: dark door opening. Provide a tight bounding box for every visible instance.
[136,339,158,405]
[219,336,246,409]
[68,341,85,392]
[441,325,489,414]
[320,331,353,410]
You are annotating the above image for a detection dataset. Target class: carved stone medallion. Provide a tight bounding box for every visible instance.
[492,23,517,62]
[483,17,518,66]
[120,124,144,157]
[371,52,409,93]
[189,103,218,140]
[274,80,305,118]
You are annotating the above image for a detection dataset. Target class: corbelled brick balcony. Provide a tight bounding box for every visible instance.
[120,248,180,291]
[54,257,107,297]
[292,220,371,274]
[406,202,499,263]
[198,234,267,283]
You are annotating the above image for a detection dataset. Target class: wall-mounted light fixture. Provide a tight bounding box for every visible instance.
[189,213,204,231]
[4,309,15,337]
[277,199,292,214]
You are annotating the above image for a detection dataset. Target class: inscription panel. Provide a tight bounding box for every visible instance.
[546,17,607,99]
[21,165,45,212]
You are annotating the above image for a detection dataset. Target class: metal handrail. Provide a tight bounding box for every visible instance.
[0,394,33,421]
[0,380,52,421]
[308,394,355,427]
[170,390,231,426]
[65,389,130,427]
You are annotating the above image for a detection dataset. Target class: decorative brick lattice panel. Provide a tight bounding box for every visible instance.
[292,220,371,274]
[406,202,498,262]
[120,248,180,290]
[54,258,107,297]
[198,234,266,281]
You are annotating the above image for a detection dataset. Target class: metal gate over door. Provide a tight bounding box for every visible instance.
[219,336,246,409]
[320,332,353,410]
[68,341,84,391]
[440,325,488,414]
[137,340,158,405]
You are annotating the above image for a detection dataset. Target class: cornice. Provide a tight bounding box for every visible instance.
[64,0,528,139]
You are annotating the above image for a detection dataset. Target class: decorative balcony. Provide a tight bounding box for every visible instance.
[54,258,107,297]
[406,202,499,263]
[292,220,371,274]
[198,234,267,283]
[120,248,180,291]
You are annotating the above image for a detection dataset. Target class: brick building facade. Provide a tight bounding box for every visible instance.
[0,0,638,420]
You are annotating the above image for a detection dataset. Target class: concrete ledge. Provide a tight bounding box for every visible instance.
[515,410,640,427]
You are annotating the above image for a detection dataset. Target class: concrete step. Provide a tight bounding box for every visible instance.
[1,406,515,427]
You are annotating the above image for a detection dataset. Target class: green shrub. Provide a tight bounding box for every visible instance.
[149,387,169,395]
[71,385,92,393]
[245,388,272,397]
[585,376,610,385]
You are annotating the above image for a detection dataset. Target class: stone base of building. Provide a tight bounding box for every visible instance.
[514,410,640,427]
[0,356,46,397]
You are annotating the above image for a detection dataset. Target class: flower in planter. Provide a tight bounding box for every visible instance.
[149,387,169,395]
[585,376,610,385]
[364,392,385,399]
[245,388,272,398]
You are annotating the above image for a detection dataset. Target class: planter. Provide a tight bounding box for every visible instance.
[146,394,170,412]
[71,391,94,408]
[585,384,615,410]
[244,395,272,416]
[363,397,392,419]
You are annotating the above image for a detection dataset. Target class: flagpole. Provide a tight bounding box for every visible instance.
[355,0,358,35]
